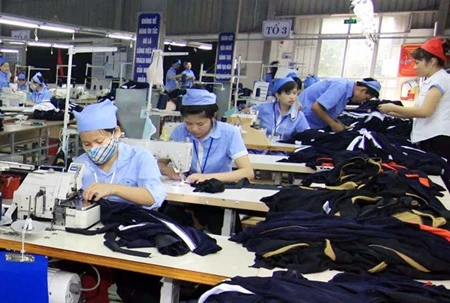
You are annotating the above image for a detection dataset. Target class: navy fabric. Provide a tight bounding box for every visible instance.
[202,271,450,303]
[230,211,450,279]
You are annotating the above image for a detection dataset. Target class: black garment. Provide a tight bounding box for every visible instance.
[201,271,450,303]
[191,178,225,193]
[66,199,222,257]
[419,135,450,164]
[231,211,450,279]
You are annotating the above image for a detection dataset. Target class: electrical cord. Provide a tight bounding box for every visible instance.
[80,264,101,292]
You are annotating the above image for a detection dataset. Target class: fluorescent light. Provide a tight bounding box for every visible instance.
[71,46,118,54]
[40,24,76,33]
[8,41,25,45]
[107,33,135,40]
[171,41,187,47]
[27,41,52,47]
[0,48,19,53]
[0,18,38,28]
[52,43,72,49]
[164,40,171,45]
[198,44,213,50]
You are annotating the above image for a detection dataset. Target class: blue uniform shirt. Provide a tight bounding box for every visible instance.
[73,142,166,209]
[165,67,178,91]
[253,101,309,140]
[264,73,274,96]
[299,79,354,129]
[0,71,10,89]
[170,121,248,174]
[181,70,195,88]
[31,87,52,104]
[18,83,28,91]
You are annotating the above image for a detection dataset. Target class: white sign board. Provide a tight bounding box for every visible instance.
[262,20,292,39]
[11,29,30,39]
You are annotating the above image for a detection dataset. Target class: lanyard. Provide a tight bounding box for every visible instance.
[272,102,289,138]
[94,170,116,184]
[193,138,214,173]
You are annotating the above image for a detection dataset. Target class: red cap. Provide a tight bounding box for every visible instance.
[421,37,447,62]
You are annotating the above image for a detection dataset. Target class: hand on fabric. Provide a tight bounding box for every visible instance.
[83,183,115,202]
[378,103,397,114]
[167,167,183,181]
[186,173,210,184]
[330,121,345,133]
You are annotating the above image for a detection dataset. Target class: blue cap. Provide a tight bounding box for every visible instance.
[182,89,216,106]
[173,59,181,65]
[17,73,26,80]
[359,78,381,98]
[74,100,118,133]
[286,71,298,79]
[32,72,43,85]
[271,77,295,95]
[304,75,320,89]
[0,57,8,66]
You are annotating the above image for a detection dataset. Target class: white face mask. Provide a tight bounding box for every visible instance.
[30,83,37,91]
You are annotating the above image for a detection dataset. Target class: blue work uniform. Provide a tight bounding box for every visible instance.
[165,67,178,92]
[181,70,195,88]
[264,73,274,96]
[18,83,28,91]
[299,79,354,129]
[253,101,309,140]
[73,142,166,209]
[31,87,52,104]
[170,121,248,174]
[0,71,10,89]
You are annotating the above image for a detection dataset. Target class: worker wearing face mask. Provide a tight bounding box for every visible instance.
[27,72,52,104]
[16,73,28,91]
[0,58,11,89]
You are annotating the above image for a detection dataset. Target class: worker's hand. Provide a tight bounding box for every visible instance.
[167,167,183,180]
[24,101,35,107]
[240,107,250,114]
[83,183,115,202]
[186,173,210,184]
[330,121,345,133]
[378,103,397,114]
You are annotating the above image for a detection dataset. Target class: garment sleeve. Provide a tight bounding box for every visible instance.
[43,90,52,102]
[227,126,248,160]
[166,69,175,78]
[136,151,166,209]
[316,82,347,111]
[430,76,448,96]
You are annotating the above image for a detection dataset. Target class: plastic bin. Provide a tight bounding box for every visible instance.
[1,174,21,199]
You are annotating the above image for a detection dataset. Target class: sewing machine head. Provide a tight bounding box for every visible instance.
[121,138,193,173]
[12,163,100,230]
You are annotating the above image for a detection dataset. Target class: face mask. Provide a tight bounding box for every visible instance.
[86,134,118,165]
[30,83,37,91]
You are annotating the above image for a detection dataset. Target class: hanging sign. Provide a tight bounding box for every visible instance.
[215,32,235,82]
[262,20,292,39]
[133,12,161,82]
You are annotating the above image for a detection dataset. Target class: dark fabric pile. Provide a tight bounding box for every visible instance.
[31,97,83,121]
[280,129,447,175]
[230,211,450,279]
[66,199,221,257]
[200,271,450,303]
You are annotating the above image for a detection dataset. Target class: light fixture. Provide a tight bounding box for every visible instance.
[107,33,135,40]
[198,44,213,51]
[171,41,187,47]
[40,24,76,33]
[0,18,38,28]
[8,41,25,45]
[351,0,378,48]
[0,48,19,53]
[164,40,172,45]
[52,43,72,49]
[27,41,52,47]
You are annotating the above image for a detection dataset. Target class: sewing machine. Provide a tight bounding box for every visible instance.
[121,138,193,173]
[12,163,100,230]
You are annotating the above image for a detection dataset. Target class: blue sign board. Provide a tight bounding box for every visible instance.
[133,12,161,82]
[216,32,235,82]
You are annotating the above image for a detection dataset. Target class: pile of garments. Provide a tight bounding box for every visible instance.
[199,271,450,303]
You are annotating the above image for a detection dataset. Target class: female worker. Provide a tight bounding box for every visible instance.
[252,77,309,141]
[73,100,166,208]
[181,61,196,88]
[158,87,254,233]
[16,73,28,91]
[0,58,10,89]
[28,72,52,104]
[378,37,450,162]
